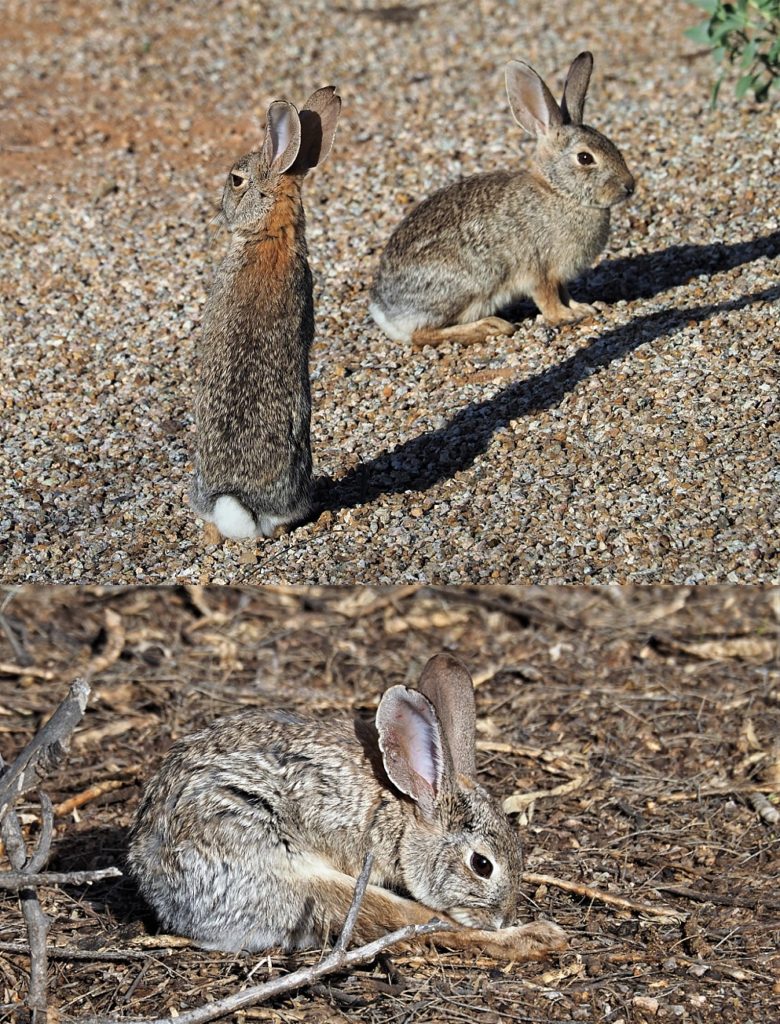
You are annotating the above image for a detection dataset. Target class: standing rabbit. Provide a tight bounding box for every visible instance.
[128,653,567,961]
[369,52,635,348]
[191,87,341,540]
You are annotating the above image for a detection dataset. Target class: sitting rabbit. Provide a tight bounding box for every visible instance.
[370,53,634,348]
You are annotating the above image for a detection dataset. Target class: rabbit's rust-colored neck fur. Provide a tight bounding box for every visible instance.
[231,175,307,290]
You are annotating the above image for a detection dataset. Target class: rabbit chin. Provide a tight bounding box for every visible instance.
[449,906,504,930]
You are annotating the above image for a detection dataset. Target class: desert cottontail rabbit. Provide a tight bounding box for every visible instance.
[369,52,634,348]
[191,86,341,539]
[128,653,566,961]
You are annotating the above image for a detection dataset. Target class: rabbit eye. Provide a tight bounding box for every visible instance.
[470,852,494,879]
[577,152,595,166]
[231,172,248,189]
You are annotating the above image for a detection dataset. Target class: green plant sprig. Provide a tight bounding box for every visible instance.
[686,0,780,103]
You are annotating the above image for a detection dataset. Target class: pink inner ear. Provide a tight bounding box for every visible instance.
[272,113,294,160]
[402,705,442,789]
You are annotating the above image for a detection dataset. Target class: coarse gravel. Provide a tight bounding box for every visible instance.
[1,0,778,584]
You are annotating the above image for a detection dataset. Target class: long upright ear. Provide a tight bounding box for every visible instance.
[560,51,593,125]
[417,653,477,780]
[262,100,302,174]
[290,86,342,174]
[376,685,446,820]
[505,60,563,137]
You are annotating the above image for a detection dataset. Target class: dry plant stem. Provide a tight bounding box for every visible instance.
[334,850,374,952]
[0,866,122,890]
[0,802,51,1019]
[83,609,125,678]
[0,679,91,822]
[0,662,54,679]
[80,921,453,1024]
[522,872,685,920]
[23,792,54,874]
[0,942,165,962]
[54,779,129,816]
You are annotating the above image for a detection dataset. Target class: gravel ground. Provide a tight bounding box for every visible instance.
[2,0,778,583]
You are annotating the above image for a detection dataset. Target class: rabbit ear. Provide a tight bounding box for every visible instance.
[290,86,342,173]
[505,60,563,137]
[418,653,477,780]
[262,100,302,174]
[376,685,446,820]
[560,51,593,126]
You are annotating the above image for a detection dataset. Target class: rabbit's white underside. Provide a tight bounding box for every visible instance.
[369,264,537,343]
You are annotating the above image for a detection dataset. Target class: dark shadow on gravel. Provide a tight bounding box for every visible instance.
[499,229,780,320]
[320,283,779,512]
[584,229,780,304]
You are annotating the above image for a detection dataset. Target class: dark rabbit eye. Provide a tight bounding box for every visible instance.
[470,852,494,879]
[577,152,595,166]
[231,173,247,188]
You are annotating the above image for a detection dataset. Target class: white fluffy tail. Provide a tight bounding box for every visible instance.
[213,495,257,540]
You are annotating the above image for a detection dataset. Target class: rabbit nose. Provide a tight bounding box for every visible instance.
[624,177,636,196]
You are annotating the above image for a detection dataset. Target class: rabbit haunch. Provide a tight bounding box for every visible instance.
[128,654,567,961]
[191,88,341,540]
[369,52,635,347]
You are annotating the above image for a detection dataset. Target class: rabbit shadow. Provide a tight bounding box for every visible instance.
[320,279,779,512]
[498,229,780,321]
[582,229,780,305]
[49,824,150,930]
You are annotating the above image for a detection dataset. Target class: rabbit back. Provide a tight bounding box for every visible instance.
[192,233,314,538]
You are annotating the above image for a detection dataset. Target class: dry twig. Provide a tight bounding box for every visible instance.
[522,872,686,921]
[0,662,55,680]
[54,779,130,815]
[83,609,126,678]
[0,867,122,890]
[0,679,90,822]
[0,680,92,1021]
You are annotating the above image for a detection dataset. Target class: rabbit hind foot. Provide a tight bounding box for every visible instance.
[411,317,516,349]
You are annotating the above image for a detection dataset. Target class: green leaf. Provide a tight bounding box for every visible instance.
[685,22,715,42]
[740,40,758,65]
[688,0,718,11]
[736,71,757,94]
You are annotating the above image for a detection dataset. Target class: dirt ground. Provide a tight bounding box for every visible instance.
[0,585,778,1022]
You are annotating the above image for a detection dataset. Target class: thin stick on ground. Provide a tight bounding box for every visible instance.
[0,682,93,1021]
[0,798,51,1020]
[522,872,687,921]
[54,779,129,817]
[0,867,123,890]
[333,850,373,952]
[0,679,91,823]
[81,853,455,1024]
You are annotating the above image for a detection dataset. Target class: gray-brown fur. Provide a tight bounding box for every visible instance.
[191,87,341,540]
[369,53,634,346]
[127,654,566,960]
